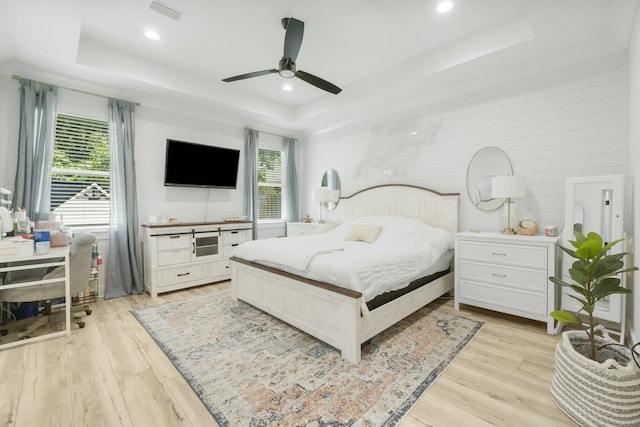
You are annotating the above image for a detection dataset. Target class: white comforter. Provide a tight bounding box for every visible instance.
[231,216,454,302]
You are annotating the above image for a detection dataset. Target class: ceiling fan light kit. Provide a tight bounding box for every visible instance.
[222,17,342,94]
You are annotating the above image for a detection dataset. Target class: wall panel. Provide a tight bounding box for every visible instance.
[302,66,628,234]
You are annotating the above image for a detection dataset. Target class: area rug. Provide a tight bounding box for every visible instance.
[132,290,483,426]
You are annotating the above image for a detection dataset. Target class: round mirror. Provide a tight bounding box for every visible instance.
[321,169,341,210]
[466,147,513,211]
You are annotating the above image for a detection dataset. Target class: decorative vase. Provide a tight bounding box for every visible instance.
[551,328,640,426]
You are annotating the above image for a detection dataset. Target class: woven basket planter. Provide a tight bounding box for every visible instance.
[551,329,640,426]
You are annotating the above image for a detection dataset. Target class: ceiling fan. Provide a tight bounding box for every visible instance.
[222,17,342,95]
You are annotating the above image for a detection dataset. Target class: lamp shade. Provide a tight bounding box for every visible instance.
[491,175,526,199]
[312,187,331,202]
[327,189,340,203]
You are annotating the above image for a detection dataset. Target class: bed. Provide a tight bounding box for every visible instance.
[230,184,459,363]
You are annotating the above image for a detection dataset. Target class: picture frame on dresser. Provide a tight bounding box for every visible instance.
[453,231,560,334]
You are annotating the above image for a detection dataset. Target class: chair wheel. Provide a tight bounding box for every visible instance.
[78,322,86,328]
[85,309,92,316]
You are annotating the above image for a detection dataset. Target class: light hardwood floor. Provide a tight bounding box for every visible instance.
[0,282,576,427]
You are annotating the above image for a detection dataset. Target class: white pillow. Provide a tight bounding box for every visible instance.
[345,224,381,243]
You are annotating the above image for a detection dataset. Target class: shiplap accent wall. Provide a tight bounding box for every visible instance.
[302,66,629,234]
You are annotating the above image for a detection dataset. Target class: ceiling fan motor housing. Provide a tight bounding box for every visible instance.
[279,57,296,78]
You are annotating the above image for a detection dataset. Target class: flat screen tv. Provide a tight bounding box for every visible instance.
[164,139,240,189]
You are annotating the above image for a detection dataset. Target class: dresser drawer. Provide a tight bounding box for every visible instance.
[210,259,231,278]
[157,263,208,287]
[222,229,251,244]
[459,241,547,269]
[157,234,190,251]
[458,261,548,293]
[158,248,191,266]
[458,279,547,318]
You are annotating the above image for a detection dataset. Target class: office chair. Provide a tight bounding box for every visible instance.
[0,233,96,338]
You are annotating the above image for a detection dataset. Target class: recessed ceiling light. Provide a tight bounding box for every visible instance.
[437,1,453,13]
[283,84,293,91]
[145,29,160,40]
[411,131,418,135]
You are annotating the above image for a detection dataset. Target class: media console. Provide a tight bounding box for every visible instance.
[142,221,252,297]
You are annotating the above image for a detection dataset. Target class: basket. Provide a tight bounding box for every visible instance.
[517,219,539,236]
[551,327,640,426]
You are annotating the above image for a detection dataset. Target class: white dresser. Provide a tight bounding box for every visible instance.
[142,221,252,297]
[454,231,559,334]
[286,222,337,237]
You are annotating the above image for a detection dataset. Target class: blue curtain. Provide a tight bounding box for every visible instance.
[13,79,58,222]
[244,128,259,240]
[283,137,299,222]
[105,98,142,298]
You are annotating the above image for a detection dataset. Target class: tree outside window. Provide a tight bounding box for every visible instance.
[258,148,282,220]
[51,114,110,226]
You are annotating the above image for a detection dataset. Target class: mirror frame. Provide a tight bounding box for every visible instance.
[321,169,341,210]
[466,146,513,211]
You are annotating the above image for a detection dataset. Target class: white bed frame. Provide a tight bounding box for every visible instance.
[230,184,459,363]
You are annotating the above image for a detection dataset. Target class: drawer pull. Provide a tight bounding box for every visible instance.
[170,235,181,239]
[231,244,239,247]
[177,272,191,277]
[492,252,507,256]
[225,265,230,269]
[492,273,507,278]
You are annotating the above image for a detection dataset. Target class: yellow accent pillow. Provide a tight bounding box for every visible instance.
[345,224,381,243]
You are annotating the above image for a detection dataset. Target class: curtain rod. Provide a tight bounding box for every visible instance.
[12,75,141,107]
[257,129,297,140]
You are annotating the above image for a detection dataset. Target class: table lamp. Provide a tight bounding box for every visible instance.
[491,175,526,235]
[312,187,330,224]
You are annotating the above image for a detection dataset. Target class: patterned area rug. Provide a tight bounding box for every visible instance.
[132,290,482,426]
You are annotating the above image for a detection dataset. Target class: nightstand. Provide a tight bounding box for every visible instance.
[286,222,337,237]
[453,231,559,334]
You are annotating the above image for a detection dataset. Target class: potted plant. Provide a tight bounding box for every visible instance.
[549,231,640,426]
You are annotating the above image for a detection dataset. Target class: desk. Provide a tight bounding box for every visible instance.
[0,246,70,349]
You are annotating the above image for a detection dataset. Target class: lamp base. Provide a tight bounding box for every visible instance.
[318,219,326,224]
[502,227,517,235]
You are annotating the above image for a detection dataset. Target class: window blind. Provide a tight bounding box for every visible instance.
[257,148,282,220]
[51,114,110,226]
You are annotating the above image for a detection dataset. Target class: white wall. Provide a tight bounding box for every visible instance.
[135,107,246,224]
[302,66,629,235]
[134,108,293,238]
[629,6,640,343]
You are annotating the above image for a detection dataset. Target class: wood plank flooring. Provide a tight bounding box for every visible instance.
[0,282,577,427]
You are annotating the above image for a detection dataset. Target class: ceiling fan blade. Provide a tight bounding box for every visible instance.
[283,18,304,62]
[295,70,342,94]
[222,69,278,82]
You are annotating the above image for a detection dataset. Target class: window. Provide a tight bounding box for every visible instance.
[50,114,110,226]
[257,148,283,220]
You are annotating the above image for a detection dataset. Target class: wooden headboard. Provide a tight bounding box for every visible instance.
[335,184,460,233]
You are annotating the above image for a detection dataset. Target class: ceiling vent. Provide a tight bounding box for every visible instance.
[148,0,183,21]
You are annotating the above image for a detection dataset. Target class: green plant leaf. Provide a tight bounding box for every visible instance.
[567,294,590,310]
[592,279,627,299]
[557,245,578,259]
[569,284,589,297]
[575,233,603,260]
[550,311,582,325]
[593,258,624,278]
[569,231,588,247]
[568,268,587,285]
[549,277,572,288]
